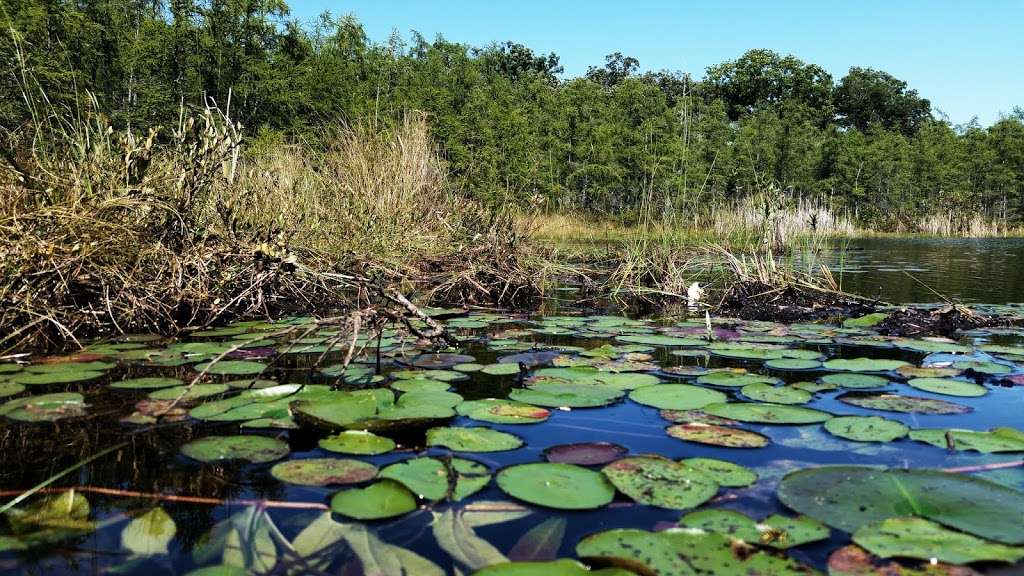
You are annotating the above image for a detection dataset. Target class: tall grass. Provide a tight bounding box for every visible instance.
[0,102,518,350]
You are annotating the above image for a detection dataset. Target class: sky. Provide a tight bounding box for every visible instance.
[288,1,1023,126]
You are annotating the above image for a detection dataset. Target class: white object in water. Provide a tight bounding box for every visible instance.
[686,282,704,307]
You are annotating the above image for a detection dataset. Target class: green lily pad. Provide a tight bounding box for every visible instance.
[824,358,910,372]
[824,416,909,443]
[896,365,964,379]
[454,363,485,373]
[791,380,838,393]
[666,423,769,448]
[390,379,451,392]
[412,353,477,369]
[628,384,727,410]
[12,370,105,385]
[190,384,334,422]
[679,458,758,487]
[952,360,1012,375]
[194,360,267,376]
[0,381,26,398]
[426,426,523,452]
[614,334,706,347]
[179,435,288,464]
[379,457,490,502]
[496,463,615,510]
[892,339,972,354]
[764,358,822,371]
[908,427,1024,453]
[821,373,890,389]
[225,378,278,389]
[509,384,624,408]
[0,392,87,422]
[330,480,417,519]
[318,430,396,455]
[25,360,116,372]
[906,377,987,397]
[703,402,832,424]
[777,465,1024,544]
[679,509,829,549]
[270,458,378,486]
[575,528,815,576]
[602,456,718,510]
[391,369,467,382]
[696,372,781,388]
[456,399,550,424]
[853,517,1024,564]
[837,392,971,414]
[843,313,889,328]
[110,377,185,390]
[530,367,661,390]
[740,383,812,405]
[147,384,229,401]
[481,363,521,376]
[0,363,22,374]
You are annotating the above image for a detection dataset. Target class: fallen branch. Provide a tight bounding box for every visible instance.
[0,485,329,510]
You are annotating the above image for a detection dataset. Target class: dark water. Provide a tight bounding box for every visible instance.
[1,239,1023,575]
[822,237,1024,304]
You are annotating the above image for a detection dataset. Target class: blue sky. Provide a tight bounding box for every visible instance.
[289,1,1023,126]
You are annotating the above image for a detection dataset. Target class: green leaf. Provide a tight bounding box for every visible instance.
[122,507,176,556]
[854,517,1024,564]
[837,392,971,414]
[194,360,268,375]
[456,399,550,424]
[908,427,1024,453]
[628,384,727,410]
[679,458,758,487]
[318,430,395,455]
[777,466,1024,544]
[496,463,615,510]
[703,402,832,424]
[507,517,565,561]
[824,416,909,443]
[740,383,812,405]
[679,509,829,549]
[473,559,633,575]
[426,426,523,452]
[601,456,718,510]
[330,480,417,520]
[270,458,377,486]
[433,508,508,571]
[667,423,769,448]
[180,435,289,464]
[906,377,987,397]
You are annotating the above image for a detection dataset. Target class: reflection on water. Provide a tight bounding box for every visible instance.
[823,237,1024,304]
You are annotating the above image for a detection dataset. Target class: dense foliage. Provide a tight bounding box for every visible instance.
[2,1,1023,229]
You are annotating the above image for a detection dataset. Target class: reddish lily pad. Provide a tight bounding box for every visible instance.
[837,392,971,414]
[666,423,769,448]
[543,442,628,466]
[270,458,377,486]
[602,456,718,510]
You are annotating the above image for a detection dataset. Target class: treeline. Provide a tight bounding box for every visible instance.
[2,0,1023,229]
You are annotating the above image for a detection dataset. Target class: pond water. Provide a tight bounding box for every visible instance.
[816,237,1024,304]
[1,239,1024,576]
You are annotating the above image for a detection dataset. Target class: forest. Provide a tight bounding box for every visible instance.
[2,0,1023,231]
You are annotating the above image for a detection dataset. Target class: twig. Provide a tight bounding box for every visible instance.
[0,485,329,510]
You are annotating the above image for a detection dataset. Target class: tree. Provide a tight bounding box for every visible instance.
[586,52,640,88]
[703,49,833,122]
[835,67,931,135]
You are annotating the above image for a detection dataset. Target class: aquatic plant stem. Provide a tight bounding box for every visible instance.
[0,441,128,514]
[0,485,329,510]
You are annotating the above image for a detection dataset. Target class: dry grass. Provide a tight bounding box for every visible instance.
[0,105,539,351]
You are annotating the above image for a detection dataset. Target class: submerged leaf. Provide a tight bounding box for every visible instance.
[122,507,176,556]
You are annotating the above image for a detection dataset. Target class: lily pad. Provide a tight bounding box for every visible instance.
[666,423,769,448]
[391,379,451,392]
[696,372,780,388]
[426,426,523,452]
[509,384,624,408]
[843,313,889,328]
[412,353,477,369]
[0,392,87,422]
[776,465,1024,544]
[824,358,909,372]
[318,430,396,455]
[628,384,727,410]
[379,457,490,502]
[601,456,718,510]
[330,480,417,520]
[679,458,758,487]
[179,435,288,464]
[496,463,615,510]
[575,528,815,576]
[530,367,661,390]
[896,365,963,379]
[481,363,522,376]
[764,358,822,371]
[193,360,267,376]
[148,384,229,401]
[614,334,706,347]
[270,458,377,486]
[12,370,105,385]
[837,392,971,414]
[827,544,980,576]
[821,373,890,389]
[543,442,628,466]
[0,382,26,398]
[824,416,909,443]
[740,383,812,405]
[908,427,1024,453]
[906,377,987,397]
[456,399,550,424]
[703,402,832,424]
[853,517,1024,564]
[679,509,829,549]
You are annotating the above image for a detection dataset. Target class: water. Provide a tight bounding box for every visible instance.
[1,239,1023,575]
[823,237,1024,304]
